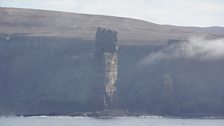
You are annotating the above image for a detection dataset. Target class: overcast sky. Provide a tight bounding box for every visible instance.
[0,0,223,27]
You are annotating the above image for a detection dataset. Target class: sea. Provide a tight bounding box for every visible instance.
[0,116,224,126]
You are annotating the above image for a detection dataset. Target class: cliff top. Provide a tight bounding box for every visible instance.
[0,7,224,45]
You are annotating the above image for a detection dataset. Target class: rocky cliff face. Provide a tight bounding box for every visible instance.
[0,36,97,115]
[116,40,224,116]
[0,31,224,117]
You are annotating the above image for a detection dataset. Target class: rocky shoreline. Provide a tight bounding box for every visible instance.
[18,109,224,119]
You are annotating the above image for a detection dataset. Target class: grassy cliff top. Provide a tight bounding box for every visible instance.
[0,7,224,45]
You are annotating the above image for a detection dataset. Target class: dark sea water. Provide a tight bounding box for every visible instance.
[0,116,224,126]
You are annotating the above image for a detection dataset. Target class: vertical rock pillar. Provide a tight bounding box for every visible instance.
[94,27,118,109]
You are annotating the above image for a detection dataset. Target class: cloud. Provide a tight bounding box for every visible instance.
[141,37,224,64]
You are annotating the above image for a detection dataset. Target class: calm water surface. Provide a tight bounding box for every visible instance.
[0,116,224,126]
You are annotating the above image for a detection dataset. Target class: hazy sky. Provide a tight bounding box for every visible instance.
[0,0,223,27]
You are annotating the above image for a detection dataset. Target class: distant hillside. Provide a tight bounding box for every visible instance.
[0,7,224,45]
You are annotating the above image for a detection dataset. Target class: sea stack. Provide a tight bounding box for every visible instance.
[94,27,118,109]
